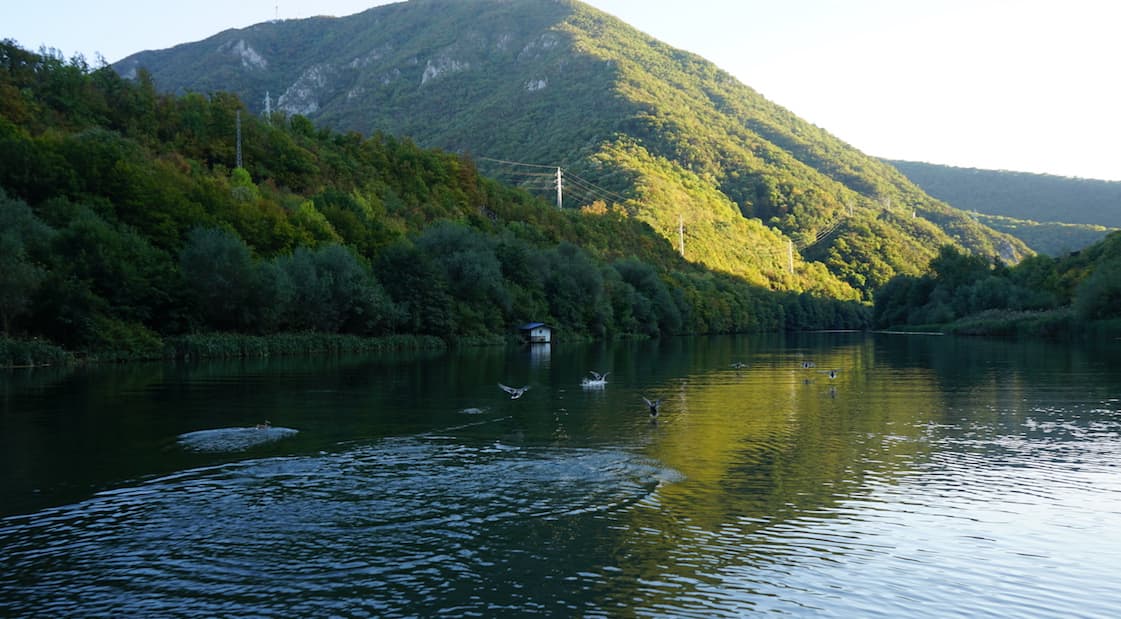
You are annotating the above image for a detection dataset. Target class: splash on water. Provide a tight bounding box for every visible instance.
[177,426,299,452]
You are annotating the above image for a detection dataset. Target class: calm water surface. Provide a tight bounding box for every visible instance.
[2,333,1120,617]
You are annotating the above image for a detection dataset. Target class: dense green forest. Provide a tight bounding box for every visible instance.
[873,233,1121,336]
[117,0,1030,301]
[889,159,1121,228]
[970,212,1112,257]
[0,41,870,365]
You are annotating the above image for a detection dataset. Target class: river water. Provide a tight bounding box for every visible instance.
[2,333,1119,617]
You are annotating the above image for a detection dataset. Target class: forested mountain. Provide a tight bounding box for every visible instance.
[889,160,1121,228]
[116,0,1029,300]
[0,40,869,362]
[969,213,1111,257]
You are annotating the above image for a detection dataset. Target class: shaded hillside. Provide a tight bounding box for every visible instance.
[889,160,1121,228]
[116,0,1029,300]
[971,213,1112,256]
[1,41,871,361]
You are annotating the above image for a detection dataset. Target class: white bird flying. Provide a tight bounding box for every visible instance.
[498,383,530,399]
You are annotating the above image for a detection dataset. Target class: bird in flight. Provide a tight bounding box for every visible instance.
[730,361,747,369]
[588,370,610,381]
[642,396,662,419]
[821,369,839,380]
[498,383,530,399]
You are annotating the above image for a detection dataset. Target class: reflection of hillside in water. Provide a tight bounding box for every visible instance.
[573,333,1120,614]
[609,333,1121,583]
[644,335,938,532]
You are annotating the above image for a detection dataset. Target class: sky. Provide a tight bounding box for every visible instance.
[5,0,1120,180]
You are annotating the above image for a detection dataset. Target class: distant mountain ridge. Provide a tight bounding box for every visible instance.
[116,0,1030,299]
[888,160,1121,228]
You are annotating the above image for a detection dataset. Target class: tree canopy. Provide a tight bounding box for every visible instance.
[0,41,869,358]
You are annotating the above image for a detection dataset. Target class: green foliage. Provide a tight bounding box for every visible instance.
[276,244,399,334]
[85,315,165,361]
[0,192,50,335]
[970,212,1113,256]
[890,160,1121,228]
[0,40,875,359]
[875,235,1121,333]
[1073,258,1121,320]
[180,227,258,330]
[0,335,69,368]
[165,332,446,360]
[114,1,1029,301]
[946,309,1073,338]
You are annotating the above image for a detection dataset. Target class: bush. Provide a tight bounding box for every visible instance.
[86,315,165,361]
[165,332,446,359]
[0,336,70,367]
[1073,259,1121,320]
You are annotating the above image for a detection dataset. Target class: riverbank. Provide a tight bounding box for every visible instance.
[1,333,450,369]
[878,309,1121,339]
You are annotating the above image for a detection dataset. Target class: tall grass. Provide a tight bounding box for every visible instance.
[946,309,1074,337]
[165,333,447,360]
[0,337,71,368]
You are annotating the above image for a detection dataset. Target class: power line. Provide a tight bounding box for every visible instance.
[475,154,842,269]
[475,156,558,170]
[475,155,634,209]
[565,171,631,204]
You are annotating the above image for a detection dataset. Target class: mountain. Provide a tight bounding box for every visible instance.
[888,160,1121,254]
[967,213,1111,257]
[0,40,872,359]
[888,160,1121,228]
[115,0,1030,298]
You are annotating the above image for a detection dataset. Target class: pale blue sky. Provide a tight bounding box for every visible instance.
[5,0,1120,180]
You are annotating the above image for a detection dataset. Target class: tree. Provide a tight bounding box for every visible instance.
[415,222,510,334]
[179,227,257,330]
[277,244,398,334]
[0,233,45,335]
[1073,259,1121,320]
[0,191,52,335]
[376,240,457,336]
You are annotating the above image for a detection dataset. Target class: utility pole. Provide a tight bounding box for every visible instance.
[235,110,243,169]
[555,166,563,209]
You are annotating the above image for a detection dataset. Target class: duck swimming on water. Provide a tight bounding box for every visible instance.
[255,420,272,430]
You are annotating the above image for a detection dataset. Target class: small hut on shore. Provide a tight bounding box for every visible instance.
[518,322,552,344]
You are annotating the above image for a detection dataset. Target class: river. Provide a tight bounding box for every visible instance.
[2,333,1119,616]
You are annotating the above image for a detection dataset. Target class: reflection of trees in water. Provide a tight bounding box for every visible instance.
[875,332,1120,392]
[592,333,1121,612]
[596,333,942,602]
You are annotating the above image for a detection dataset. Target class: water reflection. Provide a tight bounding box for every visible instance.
[2,334,1120,616]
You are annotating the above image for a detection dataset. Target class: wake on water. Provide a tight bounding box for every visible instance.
[177,426,299,452]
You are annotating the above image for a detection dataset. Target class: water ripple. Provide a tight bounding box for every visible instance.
[0,438,681,617]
